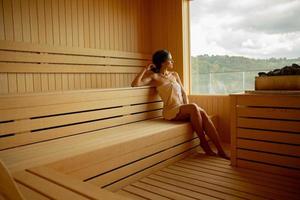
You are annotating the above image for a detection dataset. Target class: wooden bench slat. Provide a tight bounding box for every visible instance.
[67,133,198,180]
[0,40,151,60]
[16,183,50,200]
[134,176,219,200]
[0,110,162,150]
[181,158,300,186]
[237,149,300,169]
[0,87,157,109]
[168,163,300,195]
[0,102,162,135]
[47,121,193,172]
[130,181,195,200]
[86,139,199,187]
[0,119,192,172]
[237,117,300,133]
[237,94,300,108]
[161,165,298,199]
[116,190,147,200]
[0,50,149,66]
[237,128,300,145]
[0,94,160,121]
[237,159,300,179]
[237,139,300,157]
[122,185,169,200]
[116,153,300,200]
[105,149,198,192]
[1,117,172,159]
[13,170,90,200]
[0,87,164,150]
[0,63,142,73]
[27,166,131,200]
[174,162,297,191]
[146,174,228,200]
[237,106,300,120]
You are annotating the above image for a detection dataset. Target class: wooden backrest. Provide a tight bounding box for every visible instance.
[0,40,151,94]
[0,40,150,73]
[0,87,163,150]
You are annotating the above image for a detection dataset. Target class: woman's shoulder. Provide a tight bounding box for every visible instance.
[171,71,178,77]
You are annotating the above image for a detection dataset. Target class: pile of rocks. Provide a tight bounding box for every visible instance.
[258,63,300,77]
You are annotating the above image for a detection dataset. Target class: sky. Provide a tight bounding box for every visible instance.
[190,0,300,59]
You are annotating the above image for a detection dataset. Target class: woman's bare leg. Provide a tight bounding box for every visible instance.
[172,104,216,156]
[198,107,229,159]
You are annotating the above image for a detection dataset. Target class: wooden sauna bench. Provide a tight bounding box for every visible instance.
[0,86,219,199]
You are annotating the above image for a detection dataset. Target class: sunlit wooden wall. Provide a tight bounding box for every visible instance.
[0,0,153,94]
[149,0,186,89]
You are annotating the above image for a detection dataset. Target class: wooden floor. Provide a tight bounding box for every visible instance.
[114,147,300,200]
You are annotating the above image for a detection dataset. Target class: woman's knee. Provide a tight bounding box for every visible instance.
[178,104,198,116]
[188,103,205,114]
[198,107,209,118]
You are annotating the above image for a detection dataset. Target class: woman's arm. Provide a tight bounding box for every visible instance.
[131,64,154,87]
[173,71,189,104]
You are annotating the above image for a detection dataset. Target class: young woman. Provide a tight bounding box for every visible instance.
[131,49,229,160]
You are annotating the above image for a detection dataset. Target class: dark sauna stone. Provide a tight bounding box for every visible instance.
[258,63,300,77]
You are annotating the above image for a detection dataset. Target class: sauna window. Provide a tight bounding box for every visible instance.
[189,0,300,94]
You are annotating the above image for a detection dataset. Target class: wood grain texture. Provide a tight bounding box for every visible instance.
[114,152,300,200]
[230,93,300,177]
[0,0,155,94]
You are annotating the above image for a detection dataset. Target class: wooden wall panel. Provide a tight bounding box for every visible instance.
[188,95,231,143]
[149,0,186,91]
[0,0,151,52]
[0,0,153,94]
[0,72,143,93]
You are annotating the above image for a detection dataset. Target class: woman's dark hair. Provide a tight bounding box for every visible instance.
[151,49,171,73]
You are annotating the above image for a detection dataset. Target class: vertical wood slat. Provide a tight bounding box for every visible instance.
[83,0,89,48]
[8,73,17,93]
[3,0,14,40]
[33,73,41,92]
[0,73,8,94]
[52,0,59,45]
[29,0,38,43]
[25,73,34,92]
[0,0,5,40]
[65,0,72,47]
[16,73,25,93]
[44,0,53,45]
[58,0,66,46]
[77,0,84,48]
[88,0,94,49]
[94,0,99,49]
[37,0,46,44]
[71,0,78,47]
[12,0,22,41]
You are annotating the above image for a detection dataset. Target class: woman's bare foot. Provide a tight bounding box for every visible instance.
[200,143,217,156]
[217,151,230,160]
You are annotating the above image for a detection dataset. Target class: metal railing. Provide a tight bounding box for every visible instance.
[191,69,271,94]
